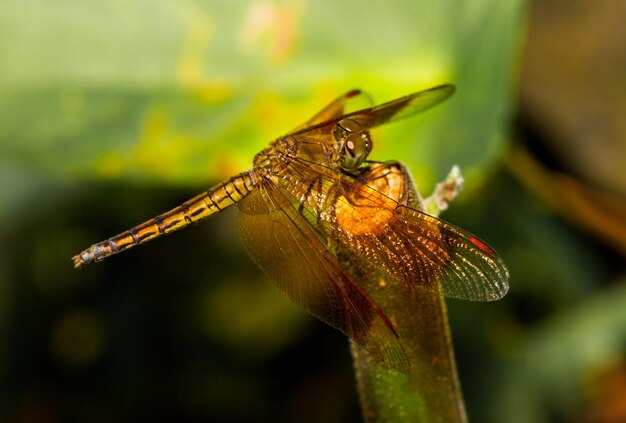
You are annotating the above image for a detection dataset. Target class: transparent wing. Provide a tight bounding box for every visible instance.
[289,84,455,139]
[237,182,410,372]
[287,156,509,301]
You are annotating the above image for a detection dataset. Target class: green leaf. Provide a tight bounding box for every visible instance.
[1,0,524,190]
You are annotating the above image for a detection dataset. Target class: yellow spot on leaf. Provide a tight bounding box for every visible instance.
[96,153,126,179]
[193,83,233,103]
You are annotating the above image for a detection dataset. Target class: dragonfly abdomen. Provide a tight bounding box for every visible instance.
[72,172,254,268]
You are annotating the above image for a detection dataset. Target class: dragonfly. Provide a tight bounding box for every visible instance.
[73,85,509,372]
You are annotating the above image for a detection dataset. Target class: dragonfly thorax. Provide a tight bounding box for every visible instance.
[252,137,298,175]
[333,119,372,171]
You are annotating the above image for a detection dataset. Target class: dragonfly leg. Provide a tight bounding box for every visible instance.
[297,176,324,218]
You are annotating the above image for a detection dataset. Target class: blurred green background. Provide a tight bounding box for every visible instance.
[1,0,625,422]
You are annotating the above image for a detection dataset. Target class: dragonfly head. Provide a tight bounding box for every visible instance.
[333,119,372,171]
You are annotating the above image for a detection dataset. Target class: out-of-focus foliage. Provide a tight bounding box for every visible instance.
[520,0,626,198]
[1,0,625,422]
[0,0,521,189]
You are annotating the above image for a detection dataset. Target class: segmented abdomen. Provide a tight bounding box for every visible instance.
[72,171,254,267]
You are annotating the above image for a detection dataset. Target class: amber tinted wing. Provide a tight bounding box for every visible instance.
[389,206,508,300]
[345,84,455,130]
[289,89,374,133]
[288,84,455,139]
[237,181,410,371]
[287,157,509,301]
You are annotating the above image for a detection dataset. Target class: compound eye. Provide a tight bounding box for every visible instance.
[333,118,361,141]
[341,132,372,170]
[332,118,372,170]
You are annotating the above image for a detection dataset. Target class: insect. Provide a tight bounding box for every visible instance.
[73,85,509,371]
